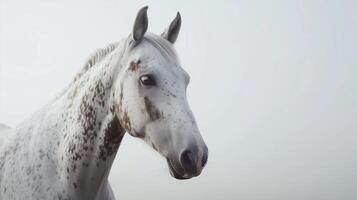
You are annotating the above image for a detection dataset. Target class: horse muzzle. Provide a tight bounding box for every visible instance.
[166,145,208,180]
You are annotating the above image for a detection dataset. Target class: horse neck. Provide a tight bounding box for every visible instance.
[56,44,126,197]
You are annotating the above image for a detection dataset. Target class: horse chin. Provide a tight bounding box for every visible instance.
[166,158,192,180]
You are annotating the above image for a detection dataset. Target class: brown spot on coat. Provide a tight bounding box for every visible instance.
[144,96,161,120]
[98,116,124,161]
[73,153,81,161]
[122,110,132,131]
[79,97,96,136]
[128,60,141,72]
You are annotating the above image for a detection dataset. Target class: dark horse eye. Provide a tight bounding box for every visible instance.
[140,75,156,86]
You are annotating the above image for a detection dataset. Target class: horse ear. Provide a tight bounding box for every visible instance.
[161,12,181,44]
[132,6,149,43]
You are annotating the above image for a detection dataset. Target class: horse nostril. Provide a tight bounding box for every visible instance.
[180,150,196,174]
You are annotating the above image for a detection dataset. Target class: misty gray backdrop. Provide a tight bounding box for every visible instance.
[0,0,356,200]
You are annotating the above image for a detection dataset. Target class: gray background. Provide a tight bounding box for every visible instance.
[0,0,356,199]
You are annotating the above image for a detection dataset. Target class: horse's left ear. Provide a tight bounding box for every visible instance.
[161,12,181,44]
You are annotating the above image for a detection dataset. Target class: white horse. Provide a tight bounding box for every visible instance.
[0,6,208,200]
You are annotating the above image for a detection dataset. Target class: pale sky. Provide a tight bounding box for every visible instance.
[0,0,357,200]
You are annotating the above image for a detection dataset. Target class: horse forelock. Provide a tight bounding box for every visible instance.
[143,33,179,61]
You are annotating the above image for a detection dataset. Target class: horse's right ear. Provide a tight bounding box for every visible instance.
[132,6,149,44]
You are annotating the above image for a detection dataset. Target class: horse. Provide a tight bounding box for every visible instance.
[0,6,208,200]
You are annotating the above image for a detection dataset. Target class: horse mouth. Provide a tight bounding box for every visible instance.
[166,158,191,180]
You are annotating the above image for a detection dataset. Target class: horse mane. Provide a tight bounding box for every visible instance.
[74,42,119,82]
[55,42,119,100]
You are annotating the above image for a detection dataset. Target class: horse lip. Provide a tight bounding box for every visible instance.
[166,158,191,180]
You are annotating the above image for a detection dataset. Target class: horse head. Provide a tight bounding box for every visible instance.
[113,6,208,179]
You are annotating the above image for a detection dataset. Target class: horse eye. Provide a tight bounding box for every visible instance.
[140,75,156,86]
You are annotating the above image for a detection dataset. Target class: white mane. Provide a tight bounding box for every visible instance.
[76,42,119,81]
[55,42,119,100]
